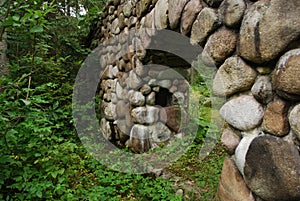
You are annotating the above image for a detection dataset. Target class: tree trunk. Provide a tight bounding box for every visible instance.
[0,0,9,93]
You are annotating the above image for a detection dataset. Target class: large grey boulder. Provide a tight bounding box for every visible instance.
[213,56,257,97]
[238,0,300,64]
[244,135,300,201]
[220,95,264,131]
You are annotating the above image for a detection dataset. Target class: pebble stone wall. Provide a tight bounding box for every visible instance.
[91,0,300,200]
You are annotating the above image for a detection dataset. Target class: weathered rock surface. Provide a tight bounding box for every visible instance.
[202,27,237,66]
[146,91,156,105]
[251,75,273,104]
[213,56,257,97]
[168,0,189,29]
[111,18,120,34]
[140,85,151,95]
[129,91,145,106]
[103,102,117,120]
[180,0,203,35]
[221,127,241,155]
[160,106,182,132]
[219,0,246,28]
[100,118,113,140]
[154,0,168,29]
[220,95,264,131]
[128,71,142,89]
[289,104,300,141]
[244,135,300,201]
[238,0,300,64]
[116,82,128,100]
[149,122,172,143]
[131,106,159,124]
[190,7,220,46]
[235,133,258,176]
[217,158,255,201]
[262,99,290,137]
[136,0,152,18]
[273,49,300,101]
[129,125,151,153]
[116,101,129,118]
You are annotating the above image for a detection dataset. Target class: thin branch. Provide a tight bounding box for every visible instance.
[26,76,31,100]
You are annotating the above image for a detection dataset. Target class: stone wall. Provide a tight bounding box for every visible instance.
[92,0,300,200]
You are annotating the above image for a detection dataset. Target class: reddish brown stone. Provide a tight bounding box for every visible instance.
[221,127,241,155]
[217,158,255,201]
[160,106,182,132]
[180,0,203,35]
[262,99,290,136]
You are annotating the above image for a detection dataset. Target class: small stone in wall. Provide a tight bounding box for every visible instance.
[136,0,152,18]
[123,0,134,17]
[111,18,120,34]
[116,82,128,100]
[244,135,300,201]
[190,7,220,46]
[213,56,257,97]
[128,71,142,90]
[221,127,241,155]
[129,91,145,106]
[220,95,264,131]
[160,106,182,132]
[202,27,237,67]
[168,0,189,29]
[116,100,129,118]
[103,102,117,120]
[130,124,151,153]
[131,106,159,124]
[149,122,172,143]
[273,49,300,101]
[146,91,156,105]
[217,158,255,201]
[180,0,203,35]
[289,103,300,141]
[251,75,273,104]
[154,0,168,29]
[141,9,154,29]
[219,0,246,28]
[262,99,290,137]
[100,118,113,140]
[140,85,152,95]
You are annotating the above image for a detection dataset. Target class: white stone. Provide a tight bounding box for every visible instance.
[234,134,258,176]
[129,91,145,106]
[220,95,264,131]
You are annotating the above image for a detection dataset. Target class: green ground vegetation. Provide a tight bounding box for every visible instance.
[0,1,226,200]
